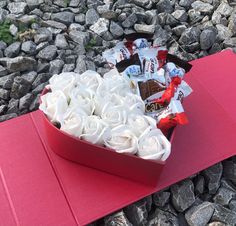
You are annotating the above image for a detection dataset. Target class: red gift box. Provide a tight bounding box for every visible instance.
[41,88,175,187]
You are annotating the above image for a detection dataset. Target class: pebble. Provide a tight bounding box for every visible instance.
[200,29,217,50]
[90,18,110,36]
[37,45,58,61]
[110,21,124,38]
[21,41,37,55]
[134,24,155,34]
[4,42,21,58]
[51,12,75,25]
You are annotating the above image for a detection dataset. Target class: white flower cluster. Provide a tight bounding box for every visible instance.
[39,70,171,161]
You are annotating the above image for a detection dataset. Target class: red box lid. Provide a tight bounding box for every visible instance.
[0,50,236,225]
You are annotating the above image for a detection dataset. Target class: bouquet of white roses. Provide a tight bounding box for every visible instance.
[39,70,171,161]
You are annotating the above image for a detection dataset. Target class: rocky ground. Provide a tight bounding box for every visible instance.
[0,0,236,225]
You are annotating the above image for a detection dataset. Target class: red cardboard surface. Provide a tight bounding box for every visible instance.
[0,50,236,225]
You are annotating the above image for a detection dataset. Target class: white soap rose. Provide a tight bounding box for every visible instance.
[39,90,68,123]
[60,108,87,138]
[103,125,138,154]
[137,128,171,161]
[127,114,156,137]
[101,104,128,128]
[123,93,145,114]
[47,72,77,98]
[94,93,124,116]
[69,87,95,115]
[81,116,108,145]
[96,74,132,98]
[76,70,103,92]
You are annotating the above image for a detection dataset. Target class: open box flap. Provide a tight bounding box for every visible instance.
[0,50,236,225]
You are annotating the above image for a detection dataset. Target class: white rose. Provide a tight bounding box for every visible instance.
[69,87,95,115]
[137,128,171,161]
[123,93,145,114]
[101,104,128,128]
[103,125,138,154]
[39,90,68,123]
[96,74,132,98]
[94,93,124,116]
[60,108,87,138]
[48,72,77,98]
[127,114,156,137]
[76,70,103,92]
[80,116,108,145]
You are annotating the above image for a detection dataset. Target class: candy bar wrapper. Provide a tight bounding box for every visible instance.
[174,80,193,102]
[124,33,153,41]
[102,42,131,67]
[155,98,188,135]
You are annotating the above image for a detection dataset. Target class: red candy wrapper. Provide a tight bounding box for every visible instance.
[155,99,188,135]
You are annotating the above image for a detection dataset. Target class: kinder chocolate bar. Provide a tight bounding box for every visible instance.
[102,42,131,67]
[165,62,185,79]
[166,53,192,72]
[155,98,188,135]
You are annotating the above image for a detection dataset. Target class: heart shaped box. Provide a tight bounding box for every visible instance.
[40,88,175,187]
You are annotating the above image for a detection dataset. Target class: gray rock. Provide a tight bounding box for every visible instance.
[200,29,217,50]
[213,187,236,205]
[0,41,7,51]
[122,13,138,28]
[49,59,64,75]
[0,113,17,122]
[195,175,205,195]
[216,24,233,41]
[191,1,214,14]
[104,211,132,226]
[153,25,170,46]
[69,30,90,45]
[75,14,85,24]
[74,55,86,74]
[212,11,221,25]
[69,23,85,32]
[85,60,96,71]
[179,27,201,45]
[0,73,16,89]
[124,199,148,226]
[156,0,173,13]
[188,9,203,23]
[26,0,44,9]
[21,41,37,55]
[29,94,40,111]
[32,82,48,95]
[185,202,214,226]
[41,20,67,31]
[211,204,236,225]
[215,1,233,17]
[34,28,52,44]
[55,34,69,49]
[19,93,34,111]
[51,12,75,26]
[9,24,18,37]
[4,42,21,58]
[153,191,170,207]
[147,208,179,226]
[0,9,8,23]
[86,8,99,26]
[54,0,67,7]
[7,98,19,114]
[0,88,10,100]
[32,73,51,89]
[134,24,155,34]
[10,76,32,99]
[21,71,37,84]
[37,61,50,73]
[209,43,222,55]
[0,65,8,77]
[208,222,226,226]
[172,10,188,22]
[69,0,80,7]
[172,25,187,36]
[179,0,194,8]
[8,2,27,14]
[229,199,236,212]
[2,57,37,72]
[228,13,236,35]
[37,45,57,61]
[62,64,75,72]
[0,105,7,115]
[131,0,151,8]
[110,21,124,38]
[202,162,223,194]
[223,160,236,185]
[90,18,110,36]
[171,179,195,212]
